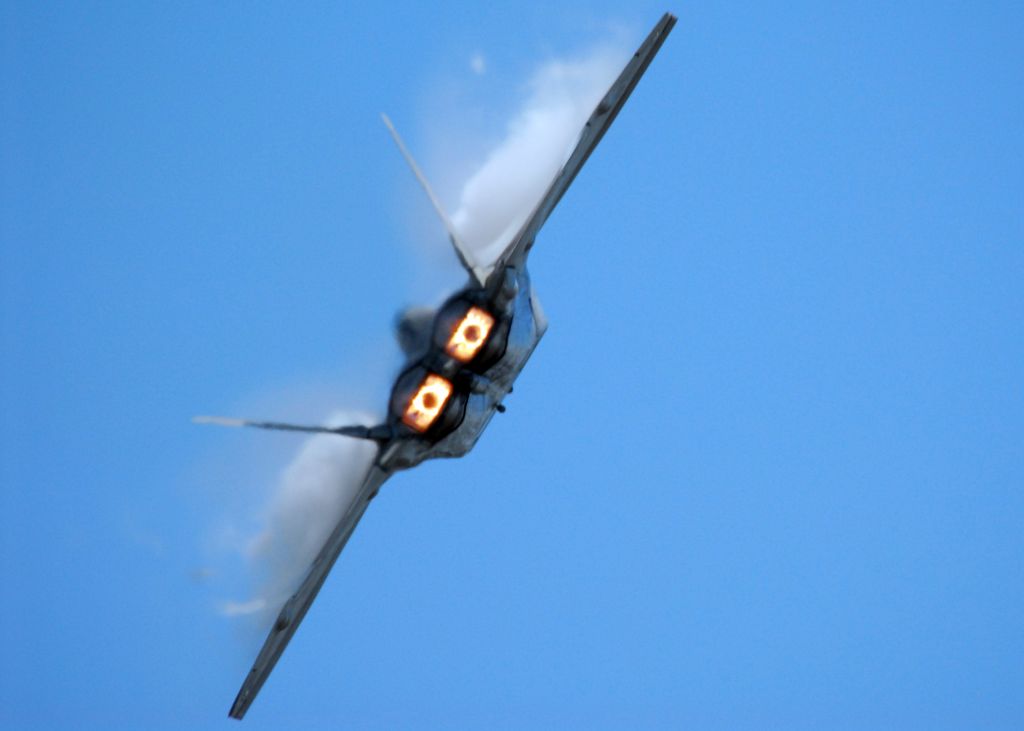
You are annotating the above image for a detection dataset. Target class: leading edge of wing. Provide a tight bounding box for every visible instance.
[486,12,677,283]
[228,465,391,720]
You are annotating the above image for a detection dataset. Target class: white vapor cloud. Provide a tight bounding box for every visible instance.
[219,598,266,617]
[450,42,628,267]
[469,52,486,75]
[217,34,629,629]
[221,411,378,622]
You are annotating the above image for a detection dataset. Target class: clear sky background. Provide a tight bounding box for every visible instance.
[2,3,1022,730]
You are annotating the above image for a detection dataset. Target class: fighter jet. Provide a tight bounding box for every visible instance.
[198,12,675,719]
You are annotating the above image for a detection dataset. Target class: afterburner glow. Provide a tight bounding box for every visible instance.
[401,374,454,432]
[446,306,495,363]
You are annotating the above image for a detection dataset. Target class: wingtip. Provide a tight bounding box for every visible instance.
[193,415,246,428]
[229,683,254,720]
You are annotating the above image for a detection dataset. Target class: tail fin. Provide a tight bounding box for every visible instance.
[380,113,486,286]
[193,415,391,442]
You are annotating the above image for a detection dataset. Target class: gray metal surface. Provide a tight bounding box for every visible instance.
[489,12,677,280]
[229,267,547,718]
[221,13,675,718]
[382,267,547,468]
[381,113,487,287]
[228,465,390,719]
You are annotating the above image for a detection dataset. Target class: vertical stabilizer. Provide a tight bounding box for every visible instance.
[381,114,487,286]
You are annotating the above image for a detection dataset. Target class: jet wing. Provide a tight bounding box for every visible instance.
[228,464,391,719]
[486,12,676,284]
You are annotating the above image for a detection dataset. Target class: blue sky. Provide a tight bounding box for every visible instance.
[2,3,1022,729]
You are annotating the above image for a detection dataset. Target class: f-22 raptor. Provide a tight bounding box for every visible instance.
[198,12,675,720]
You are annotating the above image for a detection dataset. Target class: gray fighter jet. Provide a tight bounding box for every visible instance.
[199,12,675,719]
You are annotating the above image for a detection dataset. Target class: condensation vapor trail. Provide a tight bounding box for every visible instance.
[221,36,629,625]
[450,42,629,266]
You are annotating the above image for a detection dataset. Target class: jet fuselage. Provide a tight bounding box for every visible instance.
[382,265,547,470]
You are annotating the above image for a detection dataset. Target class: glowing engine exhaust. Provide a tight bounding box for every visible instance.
[446,306,495,363]
[401,373,454,432]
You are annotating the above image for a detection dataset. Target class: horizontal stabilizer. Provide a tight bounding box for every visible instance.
[192,415,391,441]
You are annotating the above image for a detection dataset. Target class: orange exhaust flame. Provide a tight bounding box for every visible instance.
[401,374,454,432]
[446,306,495,363]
